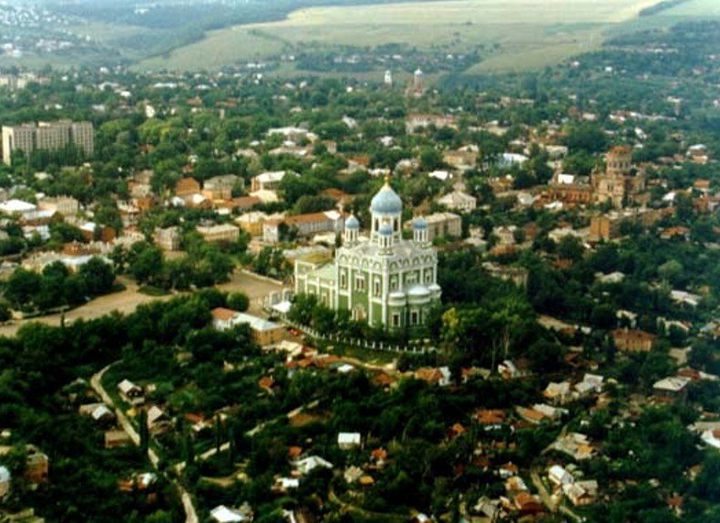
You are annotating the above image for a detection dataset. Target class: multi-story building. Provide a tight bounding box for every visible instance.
[405,113,456,133]
[203,174,242,201]
[295,181,441,329]
[1,124,34,164]
[438,190,477,213]
[251,171,291,192]
[38,196,80,217]
[154,226,182,251]
[196,223,240,243]
[423,212,463,241]
[1,120,94,165]
[71,122,95,156]
[592,146,646,208]
[263,210,345,244]
[547,173,595,205]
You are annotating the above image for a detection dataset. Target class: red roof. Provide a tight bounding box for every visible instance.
[212,307,237,321]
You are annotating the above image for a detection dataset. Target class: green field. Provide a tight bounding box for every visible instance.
[137,0,668,73]
[660,0,720,15]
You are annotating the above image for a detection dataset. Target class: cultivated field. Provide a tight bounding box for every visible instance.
[138,0,664,73]
[660,0,720,16]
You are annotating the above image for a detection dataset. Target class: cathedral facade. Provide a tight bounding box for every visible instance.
[294,181,441,329]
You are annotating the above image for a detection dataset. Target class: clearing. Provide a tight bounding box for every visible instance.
[0,271,284,338]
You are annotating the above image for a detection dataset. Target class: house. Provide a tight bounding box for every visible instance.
[405,113,455,133]
[344,466,364,484]
[563,480,598,506]
[38,195,79,216]
[196,223,240,243]
[482,262,529,287]
[670,290,702,308]
[438,190,477,212]
[514,492,543,515]
[118,471,158,493]
[574,374,604,396]
[473,497,503,520]
[700,429,720,449]
[273,477,300,493]
[175,177,201,197]
[474,409,507,429]
[653,376,691,399]
[550,432,596,460]
[0,199,37,220]
[443,148,477,170]
[146,405,168,432]
[210,504,254,523]
[211,308,286,346]
[337,432,361,450]
[237,211,272,237]
[0,444,48,484]
[105,429,133,449]
[516,404,567,424]
[117,379,144,405]
[0,465,10,500]
[226,196,262,213]
[612,328,656,352]
[414,367,452,386]
[370,448,388,467]
[294,455,333,475]
[153,226,182,251]
[24,445,49,484]
[548,465,573,487]
[251,171,291,192]
[78,403,115,424]
[543,381,571,404]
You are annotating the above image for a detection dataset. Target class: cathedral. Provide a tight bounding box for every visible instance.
[294,180,441,329]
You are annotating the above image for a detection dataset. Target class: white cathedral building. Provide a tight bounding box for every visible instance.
[294,180,441,329]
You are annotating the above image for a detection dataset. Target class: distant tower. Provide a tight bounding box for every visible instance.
[384,69,393,87]
[413,68,424,95]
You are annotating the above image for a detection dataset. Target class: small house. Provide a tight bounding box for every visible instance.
[118,379,144,405]
[337,432,361,450]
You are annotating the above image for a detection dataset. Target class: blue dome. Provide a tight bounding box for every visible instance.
[371,183,402,214]
[413,217,428,230]
[345,215,360,230]
[378,223,394,236]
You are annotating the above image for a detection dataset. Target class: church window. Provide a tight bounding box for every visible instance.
[392,313,400,327]
[411,311,419,325]
[355,276,365,291]
[340,272,347,289]
[374,279,381,297]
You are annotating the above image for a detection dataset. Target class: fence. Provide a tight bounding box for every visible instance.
[281,318,437,355]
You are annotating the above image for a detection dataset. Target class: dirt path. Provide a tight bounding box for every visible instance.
[91,363,198,523]
[0,271,286,337]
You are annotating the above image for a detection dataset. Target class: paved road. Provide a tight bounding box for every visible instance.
[0,271,286,337]
[91,363,197,523]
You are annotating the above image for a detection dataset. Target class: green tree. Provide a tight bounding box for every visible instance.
[227,292,250,312]
[5,268,42,309]
[78,257,116,296]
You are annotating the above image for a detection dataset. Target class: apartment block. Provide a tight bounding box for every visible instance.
[1,120,94,165]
